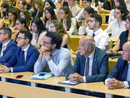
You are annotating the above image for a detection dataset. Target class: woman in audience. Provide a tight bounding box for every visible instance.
[31,0,43,19]
[12,18,29,40]
[105,6,128,37]
[49,20,69,48]
[76,0,92,20]
[59,6,79,35]
[44,7,57,30]
[31,17,47,49]
[43,0,56,10]
[107,14,130,55]
[20,9,31,26]
[17,0,27,10]
[125,0,130,12]
[0,2,9,19]
[41,0,56,22]
[78,7,95,35]
[108,0,127,23]
[8,8,18,29]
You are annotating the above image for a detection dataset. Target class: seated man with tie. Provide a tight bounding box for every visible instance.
[87,14,110,51]
[0,30,39,73]
[0,27,17,64]
[105,42,130,91]
[68,36,108,97]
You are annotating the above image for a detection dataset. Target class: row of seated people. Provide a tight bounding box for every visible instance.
[0,0,129,37]
[0,15,129,97]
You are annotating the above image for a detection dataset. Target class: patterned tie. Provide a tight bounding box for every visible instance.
[84,57,89,76]
[0,45,5,56]
[92,33,95,38]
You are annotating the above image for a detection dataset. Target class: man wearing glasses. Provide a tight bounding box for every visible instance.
[0,27,17,65]
[34,31,73,77]
[0,30,39,73]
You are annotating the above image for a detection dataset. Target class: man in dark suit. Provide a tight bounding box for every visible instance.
[68,36,108,97]
[0,27,17,64]
[105,42,130,90]
[0,30,39,73]
[68,36,108,83]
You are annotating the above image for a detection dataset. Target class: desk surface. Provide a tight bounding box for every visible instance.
[0,81,96,98]
[0,72,130,97]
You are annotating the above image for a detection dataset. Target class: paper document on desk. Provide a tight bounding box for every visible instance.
[58,80,81,86]
[30,72,54,80]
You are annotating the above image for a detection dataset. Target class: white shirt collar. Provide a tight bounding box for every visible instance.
[86,50,95,59]
[3,40,11,49]
[94,28,102,36]
[22,44,30,52]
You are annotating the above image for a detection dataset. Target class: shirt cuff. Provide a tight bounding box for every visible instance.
[105,78,111,86]
[83,76,86,82]
[124,81,129,88]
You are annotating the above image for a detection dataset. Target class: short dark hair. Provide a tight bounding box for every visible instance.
[45,31,62,49]
[126,14,130,21]
[18,30,32,43]
[90,14,102,26]
[0,27,12,39]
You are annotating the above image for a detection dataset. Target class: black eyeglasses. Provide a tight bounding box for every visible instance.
[17,37,26,40]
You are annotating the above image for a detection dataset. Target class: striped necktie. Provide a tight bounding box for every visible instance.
[0,45,5,56]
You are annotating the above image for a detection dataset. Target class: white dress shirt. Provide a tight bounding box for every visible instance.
[22,45,30,62]
[31,31,47,45]
[63,18,78,35]
[88,28,110,51]
[75,8,84,20]
[105,19,126,37]
[78,22,93,35]
[108,9,115,23]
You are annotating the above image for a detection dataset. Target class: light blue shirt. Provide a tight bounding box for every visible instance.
[34,48,74,76]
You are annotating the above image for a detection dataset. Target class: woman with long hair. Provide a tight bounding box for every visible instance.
[31,17,47,49]
[59,6,79,35]
[105,6,129,37]
[44,7,57,30]
[49,20,69,48]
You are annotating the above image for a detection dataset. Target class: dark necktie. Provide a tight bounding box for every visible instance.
[92,33,95,38]
[21,50,25,64]
[84,57,89,76]
[126,63,130,81]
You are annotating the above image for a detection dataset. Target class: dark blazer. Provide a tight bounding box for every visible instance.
[5,44,39,72]
[0,39,17,63]
[106,56,130,86]
[69,47,109,83]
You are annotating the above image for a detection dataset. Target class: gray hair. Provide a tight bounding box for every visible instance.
[85,41,95,50]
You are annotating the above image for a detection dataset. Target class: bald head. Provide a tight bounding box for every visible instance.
[80,35,95,43]
[78,36,95,56]
[122,42,130,61]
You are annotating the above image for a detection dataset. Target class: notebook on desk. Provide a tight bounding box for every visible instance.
[58,80,81,86]
[30,72,54,80]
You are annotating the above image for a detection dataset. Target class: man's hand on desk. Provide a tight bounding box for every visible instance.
[68,73,84,82]
[0,65,9,73]
[107,78,125,89]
